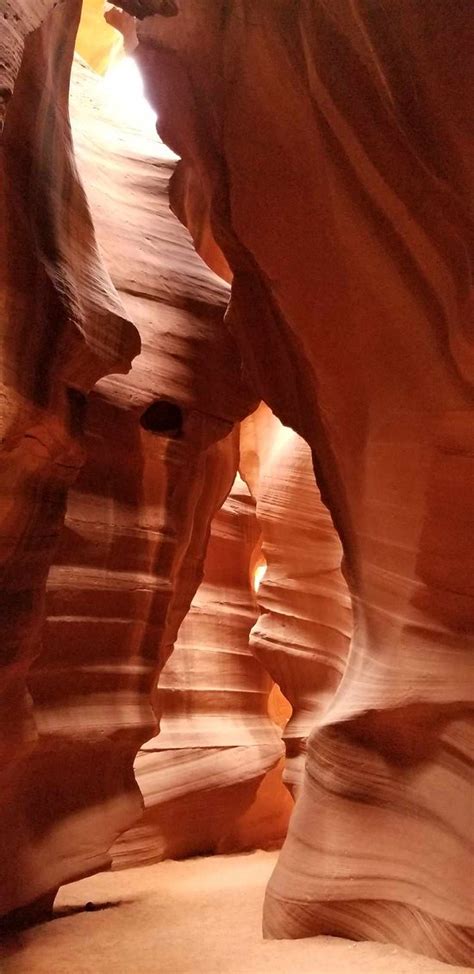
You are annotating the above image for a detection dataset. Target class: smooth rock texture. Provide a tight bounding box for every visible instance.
[0,28,254,917]
[241,406,352,795]
[32,53,254,910]
[118,3,474,963]
[0,1,139,919]
[113,472,292,867]
[2,1,473,967]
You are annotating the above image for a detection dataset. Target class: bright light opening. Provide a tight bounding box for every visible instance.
[102,56,178,159]
[103,57,157,134]
[253,558,267,593]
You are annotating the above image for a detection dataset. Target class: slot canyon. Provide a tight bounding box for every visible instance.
[0,2,472,972]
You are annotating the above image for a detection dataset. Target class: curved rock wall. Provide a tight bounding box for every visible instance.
[119,3,474,964]
[2,2,473,963]
[0,2,139,919]
[241,406,352,796]
[113,472,292,867]
[30,53,255,912]
[0,22,254,916]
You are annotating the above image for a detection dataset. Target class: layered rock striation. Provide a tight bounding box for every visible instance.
[1,2,473,963]
[115,3,474,964]
[0,14,253,917]
[242,406,352,796]
[0,1,139,919]
[113,471,292,867]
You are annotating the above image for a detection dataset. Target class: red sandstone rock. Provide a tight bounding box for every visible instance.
[0,2,139,918]
[2,1,473,964]
[113,471,292,867]
[241,406,352,796]
[113,3,474,964]
[0,28,253,915]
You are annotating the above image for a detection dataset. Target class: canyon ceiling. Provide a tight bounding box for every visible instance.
[0,0,473,967]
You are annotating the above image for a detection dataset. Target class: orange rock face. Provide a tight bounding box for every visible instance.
[113,471,292,867]
[0,20,254,915]
[0,2,138,918]
[115,2,474,964]
[1,2,473,967]
[241,406,352,796]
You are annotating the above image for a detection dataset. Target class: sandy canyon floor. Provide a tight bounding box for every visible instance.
[0,851,471,974]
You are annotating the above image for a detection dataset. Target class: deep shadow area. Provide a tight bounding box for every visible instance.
[0,898,130,934]
[140,400,183,437]
[0,899,132,968]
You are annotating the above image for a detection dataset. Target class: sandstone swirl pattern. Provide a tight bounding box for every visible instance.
[0,2,139,918]
[0,2,473,963]
[241,406,352,797]
[113,471,292,867]
[122,2,474,964]
[0,16,253,915]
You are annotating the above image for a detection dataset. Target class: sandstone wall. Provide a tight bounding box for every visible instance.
[113,471,292,867]
[242,406,352,796]
[114,3,474,963]
[0,12,253,915]
[1,3,472,963]
[0,1,140,918]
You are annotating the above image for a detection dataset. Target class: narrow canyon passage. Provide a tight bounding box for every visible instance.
[0,2,473,972]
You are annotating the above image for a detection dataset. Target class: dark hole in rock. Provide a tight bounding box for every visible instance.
[67,387,88,435]
[140,400,183,437]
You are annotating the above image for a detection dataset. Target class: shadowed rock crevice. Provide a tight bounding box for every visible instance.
[140,400,184,437]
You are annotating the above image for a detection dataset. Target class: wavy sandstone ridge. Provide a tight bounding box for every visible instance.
[34,54,254,908]
[241,406,352,795]
[0,2,139,919]
[115,2,474,963]
[113,472,292,867]
[0,21,254,915]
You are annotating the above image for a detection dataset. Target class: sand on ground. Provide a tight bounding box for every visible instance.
[0,851,472,974]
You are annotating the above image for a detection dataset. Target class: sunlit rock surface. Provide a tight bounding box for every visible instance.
[116,2,474,963]
[1,1,472,965]
[0,25,253,916]
[0,1,139,919]
[113,472,292,867]
[75,0,125,74]
[241,406,352,796]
